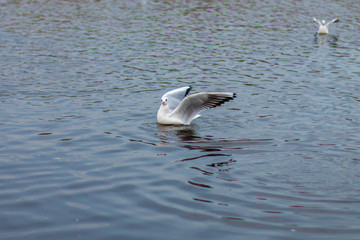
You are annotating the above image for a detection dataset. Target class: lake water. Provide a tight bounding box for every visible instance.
[1,0,360,239]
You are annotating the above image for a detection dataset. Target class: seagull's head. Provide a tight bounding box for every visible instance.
[161,97,168,105]
[321,20,326,25]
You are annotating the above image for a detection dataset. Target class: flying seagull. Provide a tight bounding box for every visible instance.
[157,86,236,125]
[313,17,339,34]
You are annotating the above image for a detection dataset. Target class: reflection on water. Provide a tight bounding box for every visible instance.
[157,124,274,152]
[313,33,339,46]
[157,124,201,142]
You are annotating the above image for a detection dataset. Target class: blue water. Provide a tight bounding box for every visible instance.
[1,0,360,239]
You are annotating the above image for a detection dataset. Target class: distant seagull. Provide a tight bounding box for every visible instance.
[157,86,236,125]
[313,17,339,34]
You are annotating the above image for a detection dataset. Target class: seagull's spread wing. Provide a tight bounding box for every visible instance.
[327,18,339,26]
[313,17,321,25]
[170,92,236,124]
[163,86,192,111]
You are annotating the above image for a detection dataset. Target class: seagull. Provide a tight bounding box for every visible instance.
[313,17,339,34]
[157,86,236,125]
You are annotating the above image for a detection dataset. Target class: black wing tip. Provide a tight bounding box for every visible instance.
[334,18,339,23]
[185,86,192,97]
[204,93,236,109]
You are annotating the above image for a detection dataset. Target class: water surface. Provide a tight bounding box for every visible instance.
[1,0,360,239]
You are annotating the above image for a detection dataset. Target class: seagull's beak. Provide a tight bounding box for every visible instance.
[162,101,166,105]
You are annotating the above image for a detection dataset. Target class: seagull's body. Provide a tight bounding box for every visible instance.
[157,86,236,125]
[313,17,339,34]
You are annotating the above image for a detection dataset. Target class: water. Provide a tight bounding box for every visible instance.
[1,0,360,239]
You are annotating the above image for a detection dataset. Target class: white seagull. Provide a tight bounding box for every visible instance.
[313,17,339,34]
[157,86,236,125]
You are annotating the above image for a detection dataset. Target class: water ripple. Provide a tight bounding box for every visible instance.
[1,0,360,239]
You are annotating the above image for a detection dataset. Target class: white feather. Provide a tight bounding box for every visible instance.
[157,87,236,125]
[313,17,339,34]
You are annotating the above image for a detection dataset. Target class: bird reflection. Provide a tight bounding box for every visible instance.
[157,124,200,142]
[313,33,338,47]
[156,124,224,151]
[156,124,274,153]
